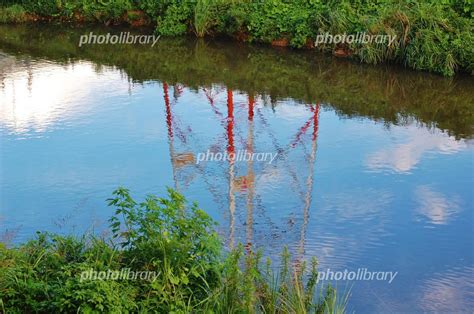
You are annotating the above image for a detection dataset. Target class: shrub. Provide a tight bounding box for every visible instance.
[156,1,194,36]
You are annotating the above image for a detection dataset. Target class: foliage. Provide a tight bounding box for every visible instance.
[0,0,472,75]
[194,0,228,37]
[0,4,25,23]
[352,0,474,76]
[0,188,346,313]
[242,0,308,46]
[135,0,164,17]
[11,0,60,16]
[155,1,194,36]
[81,0,134,23]
[2,0,135,22]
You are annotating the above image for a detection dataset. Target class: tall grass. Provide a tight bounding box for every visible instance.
[353,1,473,76]
[194,0,215,37]
[0,187,348,313]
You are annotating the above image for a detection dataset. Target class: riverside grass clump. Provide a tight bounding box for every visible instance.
[0,3,25,23]
[0,188,347,313]
[0,0,473,76]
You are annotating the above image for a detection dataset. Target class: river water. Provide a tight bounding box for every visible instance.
[1,25,473,312]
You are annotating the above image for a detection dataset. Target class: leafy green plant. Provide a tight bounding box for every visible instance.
[107,187,222,310]
[156,1,194,36]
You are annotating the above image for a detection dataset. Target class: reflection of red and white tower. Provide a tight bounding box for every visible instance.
[246,95,255,250]
[163,83,197,192]
[227,89,236,248]
[228,94,256,250]
[163,83,178,191]
[162,83,320,257]
[298,103,320,262]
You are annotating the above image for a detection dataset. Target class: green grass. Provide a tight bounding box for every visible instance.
[0,187,348,313]
[0,4,26,23]
[194,0,221,37]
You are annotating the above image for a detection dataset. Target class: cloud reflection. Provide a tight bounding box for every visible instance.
[366,126,469,173]
[415,185,462,225]
[0,60,127,136]
[419,266,474,312]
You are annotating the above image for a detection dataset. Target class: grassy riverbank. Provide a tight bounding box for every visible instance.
[0,188,347,313]
[0,0,473,76]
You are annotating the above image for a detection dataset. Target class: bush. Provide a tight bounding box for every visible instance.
[0,188,346,313]
[156,1,194,36]
[245,0,321,47]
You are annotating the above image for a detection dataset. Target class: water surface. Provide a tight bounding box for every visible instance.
[1,25,473,312]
